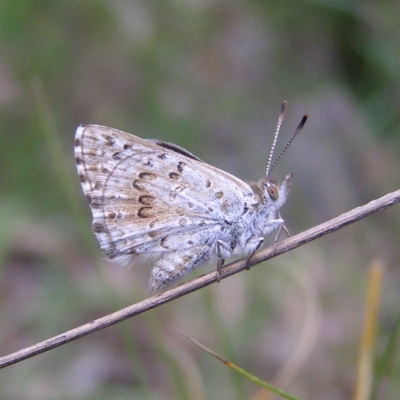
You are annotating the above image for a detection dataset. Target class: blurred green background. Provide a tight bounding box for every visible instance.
[1,1,399,399]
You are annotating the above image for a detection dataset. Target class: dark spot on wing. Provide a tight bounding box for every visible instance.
[90,200,102,209]
[104,135,115,146]
[94,181,102,190]
[133,179,145,191]
[138,207,154,218]
[161,237,169,249]
[149,219,158,228]
[143,158,154,167]
[215,191,223,199]
[148,230,161,238]
[177,162,186,172]
[93,222,106,233]
[139,195,155,205]
[139,172,156,180]
[169,172,179,180]
[221,201,230,213]
[169,185,184,200]
[182,255,194,264]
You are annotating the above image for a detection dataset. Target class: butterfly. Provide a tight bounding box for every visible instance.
[74,101,307,290]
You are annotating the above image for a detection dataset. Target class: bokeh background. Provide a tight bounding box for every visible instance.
[1,1,399,399]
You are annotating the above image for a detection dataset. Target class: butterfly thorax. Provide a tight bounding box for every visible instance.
[216,174,291,260]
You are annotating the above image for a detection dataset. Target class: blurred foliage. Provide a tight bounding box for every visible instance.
[0,1,399,399]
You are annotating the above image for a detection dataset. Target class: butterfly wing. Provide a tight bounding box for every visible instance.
[75,125,256,266]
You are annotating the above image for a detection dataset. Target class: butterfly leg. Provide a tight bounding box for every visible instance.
[216,240,232,282]
[245,237,264,270]
[278,211,291,238]
[272,212,290,255]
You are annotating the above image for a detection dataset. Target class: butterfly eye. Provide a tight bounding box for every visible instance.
[266,183,279,201]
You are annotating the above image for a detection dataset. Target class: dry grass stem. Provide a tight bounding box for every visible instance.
[0,189,399,369]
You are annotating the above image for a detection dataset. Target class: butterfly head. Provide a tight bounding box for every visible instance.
[263,173,292,208]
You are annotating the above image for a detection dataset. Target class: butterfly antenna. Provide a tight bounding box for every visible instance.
[266,112,308,179]
[265,101,287,179]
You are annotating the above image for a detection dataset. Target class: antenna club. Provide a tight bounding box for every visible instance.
[298,114,308,130]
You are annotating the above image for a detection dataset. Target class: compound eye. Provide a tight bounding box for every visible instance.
[267,183,279,201]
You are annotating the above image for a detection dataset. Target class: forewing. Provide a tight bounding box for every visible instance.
[75,125,254,261]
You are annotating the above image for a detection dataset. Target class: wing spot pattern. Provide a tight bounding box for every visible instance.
[149,219,158,228]
[169,172,180,180]
[132,179,145,191]
[139,172,156,180]
[139,195,155,205]
[93,222,106,233]
[94,181,102,190]
[143,158,154,167]
[161,237,169,249]
[148,230,161,238]
[177,162,186,172]
[138,207,154,218]
[112,152,122,160]
[104,135,115,146]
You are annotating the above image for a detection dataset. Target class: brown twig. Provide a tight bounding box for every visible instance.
[1,189,400,369]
